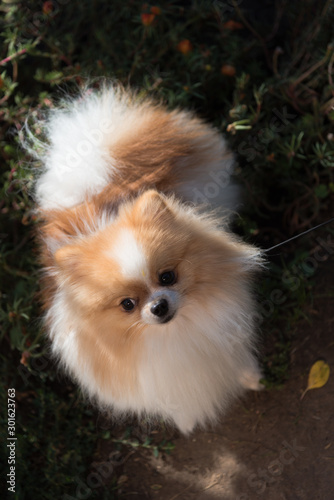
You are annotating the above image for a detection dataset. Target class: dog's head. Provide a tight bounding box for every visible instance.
[53,190,261,335]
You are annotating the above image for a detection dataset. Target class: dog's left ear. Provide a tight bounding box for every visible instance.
[54,242,82,274]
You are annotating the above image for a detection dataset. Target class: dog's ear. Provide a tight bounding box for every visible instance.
[133,190,168,216]
[121,190,176,237]
[38,202,97,280]
[54,243,82,274]
[53,241,106,308]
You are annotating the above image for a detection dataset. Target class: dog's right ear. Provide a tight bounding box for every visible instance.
[133,190,168,217]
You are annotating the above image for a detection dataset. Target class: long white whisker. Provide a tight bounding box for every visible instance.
[126,319,145,341]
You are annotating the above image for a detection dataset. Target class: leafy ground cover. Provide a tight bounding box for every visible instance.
[1,1,333,498]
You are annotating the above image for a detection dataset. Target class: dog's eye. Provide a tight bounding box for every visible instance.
[159,270,176,286]
[121,298,136,311]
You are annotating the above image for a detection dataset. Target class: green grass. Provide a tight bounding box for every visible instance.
[1,0,334,497]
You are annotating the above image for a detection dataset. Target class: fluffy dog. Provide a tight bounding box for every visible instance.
[29,85,263,433]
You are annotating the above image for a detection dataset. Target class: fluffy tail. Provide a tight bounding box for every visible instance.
[27,85,238,212]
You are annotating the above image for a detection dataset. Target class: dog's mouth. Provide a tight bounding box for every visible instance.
[159,312,176,324]
[142,308,177,326]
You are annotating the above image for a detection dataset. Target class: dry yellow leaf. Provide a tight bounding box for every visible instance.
[300,360,330,400]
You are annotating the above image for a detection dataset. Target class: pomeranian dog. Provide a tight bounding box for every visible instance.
[29,85,263,434]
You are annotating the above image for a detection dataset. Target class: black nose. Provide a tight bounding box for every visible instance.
[150,298,169,317]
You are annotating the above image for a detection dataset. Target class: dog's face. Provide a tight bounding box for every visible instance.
[54,192,188,330]
[54,190,257,339]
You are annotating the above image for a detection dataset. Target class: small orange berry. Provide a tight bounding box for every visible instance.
[42,1,53,15]
[177,39,193,55]
[221,64,236,77]
[223,20,243,30]
[266,153,276,162]
[20,351,31,367]
[150,6,161,15]
[21,215,30,226]
[141,13,155,26]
